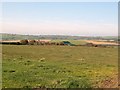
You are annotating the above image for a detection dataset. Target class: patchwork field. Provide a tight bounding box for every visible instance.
[85,40,118,45]
[2,45,118,88]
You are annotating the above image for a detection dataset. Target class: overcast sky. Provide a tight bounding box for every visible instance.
[1,2,118,36]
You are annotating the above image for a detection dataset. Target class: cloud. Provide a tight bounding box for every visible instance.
[2,20,118,36]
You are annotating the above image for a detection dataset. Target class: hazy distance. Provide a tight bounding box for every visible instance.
[1,2,118,36]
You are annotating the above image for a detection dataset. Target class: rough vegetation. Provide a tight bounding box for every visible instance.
[1,33,118,41]
[2,45,118,88]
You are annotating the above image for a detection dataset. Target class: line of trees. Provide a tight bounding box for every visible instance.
[20,39,66,45]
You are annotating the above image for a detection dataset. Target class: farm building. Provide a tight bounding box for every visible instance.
[85,43,94,47]
[62,41,75,46]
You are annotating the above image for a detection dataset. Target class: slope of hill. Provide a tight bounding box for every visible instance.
[0,33,118,41]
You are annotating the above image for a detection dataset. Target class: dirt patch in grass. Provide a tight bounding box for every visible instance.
[85,40,118,45]
[97,73,118,88]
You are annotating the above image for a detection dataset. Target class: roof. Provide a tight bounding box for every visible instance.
[62,41,71,43]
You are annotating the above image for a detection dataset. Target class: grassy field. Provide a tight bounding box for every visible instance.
[51,40,87,45]
[2,45,118,88]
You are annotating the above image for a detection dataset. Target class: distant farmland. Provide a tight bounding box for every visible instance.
[2,45,118,88]
[1,33,118,41]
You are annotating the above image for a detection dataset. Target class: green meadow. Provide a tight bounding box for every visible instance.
[51,40,87,45]
[2,45,118,88]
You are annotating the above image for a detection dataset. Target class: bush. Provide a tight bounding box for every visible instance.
[29,40,36,45]
[20,39,28,45]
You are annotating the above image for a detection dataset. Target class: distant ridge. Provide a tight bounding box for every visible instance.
[0,33,118,41]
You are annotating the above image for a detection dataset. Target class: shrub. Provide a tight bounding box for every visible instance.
[20,39,28,45]
[29,40,36,45]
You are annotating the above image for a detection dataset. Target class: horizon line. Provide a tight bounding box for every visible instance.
[0,33,118,37]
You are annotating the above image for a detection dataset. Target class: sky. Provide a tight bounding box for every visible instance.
[1,2,118,36]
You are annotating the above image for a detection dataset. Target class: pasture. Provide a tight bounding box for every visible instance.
[2,45,118,88]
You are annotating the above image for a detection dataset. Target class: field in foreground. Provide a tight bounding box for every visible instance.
[2,45,118,88]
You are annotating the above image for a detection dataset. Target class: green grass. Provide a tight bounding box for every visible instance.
[2,45,118,88]
[51,40,87,45]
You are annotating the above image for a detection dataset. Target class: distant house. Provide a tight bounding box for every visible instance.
[86,43,94,46]
[62,41,75,46]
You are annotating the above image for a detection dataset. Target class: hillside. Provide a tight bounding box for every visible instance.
[0,33,118,41]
